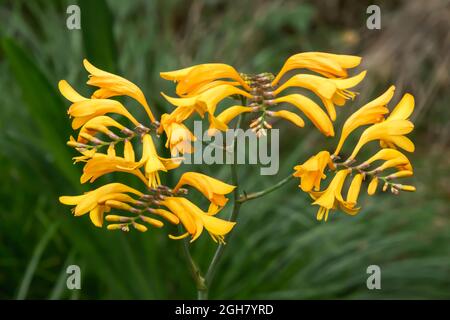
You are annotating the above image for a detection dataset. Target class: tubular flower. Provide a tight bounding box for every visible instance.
[173,172,236,207]
[349,118,414,160]
[160,51,363,142]
[293,151,333,192]
[333,86,394,155]
[158,113,196,156]
[379,93,415,151]
[160,63,251,96]
[297,88,416,221]
[83,59,156,122]
[160,197,236,243]
[135,134,182,188]
[79,142,146,184]
[272,52,362,84]
[310,169,355,221]
[59,183,143,227]
[77,116,125,143]
[59,60,240,244]
[274,71,366,120]
[59,80,140,130]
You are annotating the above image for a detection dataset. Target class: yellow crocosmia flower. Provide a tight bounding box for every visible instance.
[83,59,156,122]
[160,63,251,96]
[160,94,206,120]
[59,183,143,227]
[372,157,412,173]
[272,52,362,85]
[274,94,334,136]
[159,113,196,156]
[367,176,379,195]
[59,80,138,130]
[333,86,394,156]
[380,93,415,151]
[359,148,413,172]
[80,154,146,184]
[67,99,139,130]
[274,71,366,120]
[349,119,414,160]
[293,151,332,192]
[310,169,356,221]
[346,173,363,208]
[137,134,182,188]
[173,172,235,207]
[208,106,253,133]
[161,197,236,243]
[162,84,252,118]
[267,110,305,128]
[386,93,414,121]
[77,116,125,143]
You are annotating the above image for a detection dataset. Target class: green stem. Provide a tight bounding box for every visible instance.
[181,235,207,298]
[238,174,295,203]
[202,112,244,296]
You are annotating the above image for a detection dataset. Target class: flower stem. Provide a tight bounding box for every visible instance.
[202,112,244,296]
[181,234,207,298]
[238,174,295,203]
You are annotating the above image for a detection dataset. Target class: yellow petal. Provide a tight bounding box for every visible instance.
[89,206,104,227]
[160,66,196,81]
[274,94,334,136]
[124,140,135,162]
[367,177,378,195]
[387,93,414,121]
[347,173,363,205]
[349,119,414,160]
[58,80,86,102]
[174,63,250,95]
[216,106,253,125]
[268,110,305,128]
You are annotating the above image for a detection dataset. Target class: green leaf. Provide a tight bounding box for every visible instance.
[1,37,79,186]
[79,0,117,72]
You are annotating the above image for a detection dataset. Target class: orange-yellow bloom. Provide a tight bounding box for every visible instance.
[274,94,334,136]
[59,80,139,129]
[293,151,332,192]
[272,52,362,85]
[159,113,196,156]
[310,169,357,221]
[59,183,143,227]
[160,63,251,96]
[333,86,394,156]
[173,172,235,207]
[274,71,366,120]
[380,93,415,151]
[83,59,156,122]
[160,197,236,243]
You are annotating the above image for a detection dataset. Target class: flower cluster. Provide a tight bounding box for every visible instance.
[293,86,416,221]
[59,60,236,243]
[159,52,366,153]
[58,51,416,242]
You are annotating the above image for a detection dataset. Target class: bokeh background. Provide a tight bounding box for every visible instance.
[0,0,449,299]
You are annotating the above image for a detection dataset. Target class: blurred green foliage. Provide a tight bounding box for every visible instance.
[0,0,449,299]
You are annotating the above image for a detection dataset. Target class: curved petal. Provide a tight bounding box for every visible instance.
[274,94,334,136]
